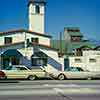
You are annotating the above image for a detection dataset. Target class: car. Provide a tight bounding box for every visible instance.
[0,65,50,80]
[50,67,100,80]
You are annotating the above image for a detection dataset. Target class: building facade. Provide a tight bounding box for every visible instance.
[28,0,45,33]
[51,27,99,70]
[69,50,100,71]
[0,0,64,71]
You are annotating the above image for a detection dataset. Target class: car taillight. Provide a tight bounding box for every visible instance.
[0,71,5,77]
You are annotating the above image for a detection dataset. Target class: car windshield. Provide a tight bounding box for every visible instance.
[5,66,13,70]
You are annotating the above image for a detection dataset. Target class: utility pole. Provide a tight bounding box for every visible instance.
[24,32,27,57]
[60,32,62,54]
[59,31,63,57]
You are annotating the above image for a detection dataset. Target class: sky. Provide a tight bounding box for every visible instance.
[0,0,99,40]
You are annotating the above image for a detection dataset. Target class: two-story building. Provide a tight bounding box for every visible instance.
[0,0,64,70]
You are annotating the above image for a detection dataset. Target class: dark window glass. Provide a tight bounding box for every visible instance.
[31,38,39,43]
[65,67,83,72]
[36,5,40,14]
[16,67,27,70]
[89,58,96,63]
[27,39,30,43]
[27,39,30,46]
[76,67,84,71]
[31,52,48,66]
[5,37,12,44]
[75,58,82,63]
[31,58,47,66]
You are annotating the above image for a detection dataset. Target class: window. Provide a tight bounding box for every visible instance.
[31,38,39,43]
[16,67,27,70]
[75,58,82,63]
[65,67,83,72]
[27,39,30,46]
[31,52,48,66]
[32,58,47,66]
[11,57,19,65]
[5,37,12,44]
[36,5,40,14]
[89,58,96,63]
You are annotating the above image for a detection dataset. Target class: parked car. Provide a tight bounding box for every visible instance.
[0,65,50,80]
[50,67,100,80]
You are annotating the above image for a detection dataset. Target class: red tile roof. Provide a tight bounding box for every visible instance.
[0,29,52,38]
[0,41,58,51]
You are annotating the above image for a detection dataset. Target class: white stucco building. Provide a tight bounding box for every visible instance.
[69,49,100,71]
[0,0,64,70]
[28,0,45,33]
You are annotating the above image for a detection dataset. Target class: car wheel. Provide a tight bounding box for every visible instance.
[28,75,36,80]
[58,74,65,80]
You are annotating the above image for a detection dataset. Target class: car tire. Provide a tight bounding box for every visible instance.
[58,74,65,80]
[28,75,36,80]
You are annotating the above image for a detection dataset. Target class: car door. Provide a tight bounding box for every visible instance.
[32,69,46,78]
[65,67,88,79]
[5,67,19,79]
[15,67,30,79]
[70,68,93,79]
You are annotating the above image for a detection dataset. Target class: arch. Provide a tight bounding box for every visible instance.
[1,49,23,69]
[1,49,23,57]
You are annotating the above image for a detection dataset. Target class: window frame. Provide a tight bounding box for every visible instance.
[74,58,82,63]
[89,58,96,63]
[4,37,12,44]
[31,38,39,43]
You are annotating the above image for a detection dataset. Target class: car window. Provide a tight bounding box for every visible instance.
[65,67,84,72]
[5,66,12,70]
[76,67,84,71]
[11,67,18,70]
[70,67,79,71]
[16,67,28,70]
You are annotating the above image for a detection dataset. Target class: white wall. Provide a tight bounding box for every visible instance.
[29,3,45,33]
[26,33,50,46]
[29,15,44,33]
[83,50,100,56]
[0,36,4,45]
[0,32,50,46]
[69,55,100,71]
[40,48,64,71]
[0,32,25,45]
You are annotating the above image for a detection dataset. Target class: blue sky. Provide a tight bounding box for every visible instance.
[0,0,99,40]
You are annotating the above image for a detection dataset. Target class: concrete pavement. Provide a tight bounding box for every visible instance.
[0,80,100,100]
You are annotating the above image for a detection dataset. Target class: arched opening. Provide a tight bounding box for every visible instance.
[31,51,48,66]
[1,49,23,69]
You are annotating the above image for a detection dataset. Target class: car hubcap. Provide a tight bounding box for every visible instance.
[59,75,65,80]
[29,75,36,80]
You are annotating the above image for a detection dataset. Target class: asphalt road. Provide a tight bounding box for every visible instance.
[0,80,100,100]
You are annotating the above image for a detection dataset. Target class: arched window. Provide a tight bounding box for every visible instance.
[35,5,40,14]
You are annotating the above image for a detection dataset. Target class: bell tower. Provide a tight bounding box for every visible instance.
[28,0,46,33]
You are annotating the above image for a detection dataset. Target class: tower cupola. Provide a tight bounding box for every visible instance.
[28,0,46,33]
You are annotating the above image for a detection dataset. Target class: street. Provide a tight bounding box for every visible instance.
[0,80,100,100]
